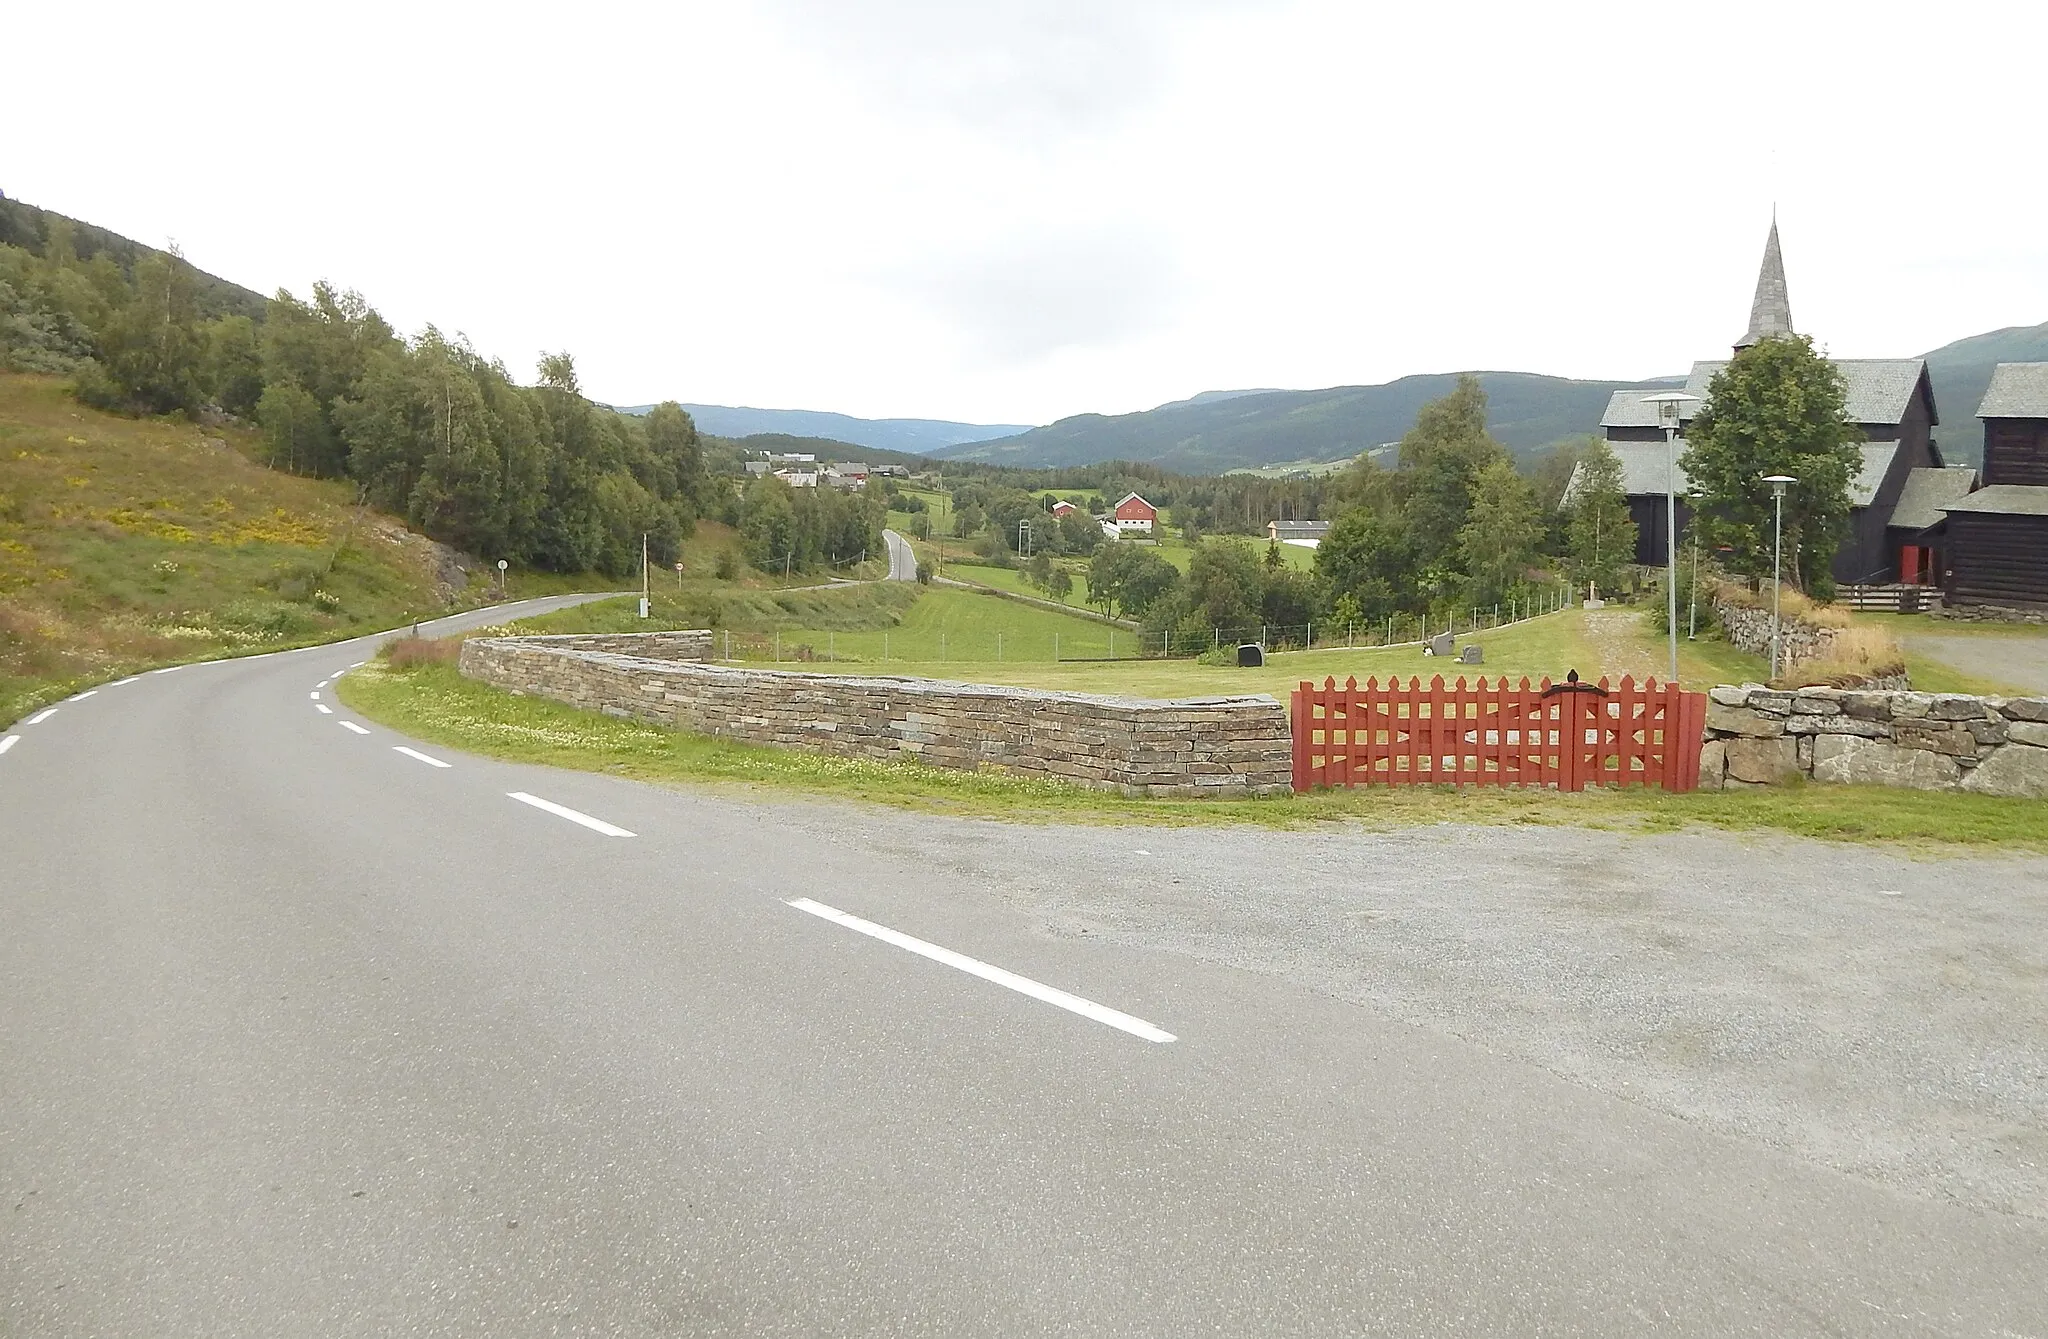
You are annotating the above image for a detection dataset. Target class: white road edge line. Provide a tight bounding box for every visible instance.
[316,680,329,689]
[26,708,58,725]
[394,746,451,769]
[111,676,140,686]
[506,791,635,837]
[785,898,1177,1044]
[0,735,17,755]
[309,691,321,700]
[315,704,334,715]
[152,666,180,675]
[339,721,371,735]
[350,661,367,668]
[68,690,97,701]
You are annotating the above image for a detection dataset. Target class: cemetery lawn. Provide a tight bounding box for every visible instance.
[337,658,2048,852]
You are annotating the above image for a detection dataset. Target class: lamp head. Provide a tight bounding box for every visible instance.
[1761,473,1796,496]
[1640,391,1700,430]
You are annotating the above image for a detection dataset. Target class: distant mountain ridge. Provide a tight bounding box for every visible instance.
[0,193,267,322]
[925,322,2048,473]
[616,403,1031,456]
[929,372,1684,472]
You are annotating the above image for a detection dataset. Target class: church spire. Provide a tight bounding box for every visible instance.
[1735,217,1794,351]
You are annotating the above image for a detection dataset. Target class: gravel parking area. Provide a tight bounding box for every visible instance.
[857,814,2048,1219]
[1908,631,2048,693]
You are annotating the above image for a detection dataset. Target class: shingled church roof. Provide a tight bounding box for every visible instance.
[1976,362,2048,418]
[1735,219,1794,350]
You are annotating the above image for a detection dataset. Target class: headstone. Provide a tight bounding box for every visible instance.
[1427,632,1454,657]
[1236,643,1264,668]
[1457,644,1483,664]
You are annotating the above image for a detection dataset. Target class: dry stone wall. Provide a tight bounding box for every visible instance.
[1699,684,2048,797]
[1713,600,1842,668]
[459,632,1292,798]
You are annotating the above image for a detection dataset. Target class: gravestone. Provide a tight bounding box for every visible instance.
[1427,632,1455,657]
[1237,643,1264,668]
[1458,644,1483,664]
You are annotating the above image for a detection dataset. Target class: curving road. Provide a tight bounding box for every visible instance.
[3,597,2046,1336]
[883,527,918,581]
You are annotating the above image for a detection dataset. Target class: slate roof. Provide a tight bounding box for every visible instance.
[1889,466,1978,530]
[1736,221,1795,349]
[1600,358,1929,432]
[1268,520,1331,538]
[1584,439,1898,508]
[1941,484,2048,518]
[1686,359,1929,428]
[1977,363,2048,418]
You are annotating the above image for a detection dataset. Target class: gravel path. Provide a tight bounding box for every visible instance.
[1907,631,2048,693]
[846,810,2048,1220]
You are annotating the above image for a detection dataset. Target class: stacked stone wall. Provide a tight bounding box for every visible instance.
[501,630,715,661]
[1700,684,2048,797]
[1713,600,1842,668]
[458,633,1291,798]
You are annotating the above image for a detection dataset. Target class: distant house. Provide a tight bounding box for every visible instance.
[744,460,771,476]
[1267,519,1330,547]
[831,462,869,480]
[822,463,867,490]
[1049,499,1078,517]
[773,469,818,488]
[1939,363,2048,610]
[1112,493,1158,535]
[1577,220,1943,585]
[870,463,910,478]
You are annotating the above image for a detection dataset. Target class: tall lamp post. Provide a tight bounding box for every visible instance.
[1640,392,1700,683]
[1762,473,1797,680]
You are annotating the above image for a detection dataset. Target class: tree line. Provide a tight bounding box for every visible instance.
[0,213,882,579]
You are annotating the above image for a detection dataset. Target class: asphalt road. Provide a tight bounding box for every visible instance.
[883,527,917,581]
[4,599,2046,1337]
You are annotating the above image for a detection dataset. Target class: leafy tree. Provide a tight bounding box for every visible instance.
[1045,566,1074,601]
[1565,440,1635,597]
[1087,542,1180,619]
[93,251,207,413]
[1186,537,1264,633]
[1457,459,1542,604]
[740,475,797,571]
[643,401,705,515]
[1315,504,1411,621]
[1056,507,1103,555]
[205,314,265,417]
[1397,373,1510,569]
[256,381,328,474]
[1260,567,1318,638]
[1680,335,1860,595]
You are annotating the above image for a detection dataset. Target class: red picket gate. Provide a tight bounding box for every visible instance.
[1290,674,1707,793]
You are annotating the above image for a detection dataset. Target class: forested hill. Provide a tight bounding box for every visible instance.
[1923,321,2048,465]
[930,372,1677,472]
[0,194,265,321]
[619,403,1032,455]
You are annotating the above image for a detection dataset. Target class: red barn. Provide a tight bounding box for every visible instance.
[1049,498,1077,517]
[1112,492,1157,535]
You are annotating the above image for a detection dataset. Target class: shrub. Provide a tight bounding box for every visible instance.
[1777,625,1906,687]
[713,548,740,581]
[382,634,464,668]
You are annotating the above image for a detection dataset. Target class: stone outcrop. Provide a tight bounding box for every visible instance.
[1702,683,2048,796]
[458,631,1292,798]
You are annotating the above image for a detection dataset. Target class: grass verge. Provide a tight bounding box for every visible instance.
[336,658,2048,851]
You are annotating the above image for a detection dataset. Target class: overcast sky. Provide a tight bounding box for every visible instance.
[9,1,2045,426]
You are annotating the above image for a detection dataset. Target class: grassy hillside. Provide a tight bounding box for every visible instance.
[932,371,1676,472]
[0,372,493,719]
[1922,320,2048,467]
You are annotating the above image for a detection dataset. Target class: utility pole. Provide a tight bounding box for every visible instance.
[639,532,650,618]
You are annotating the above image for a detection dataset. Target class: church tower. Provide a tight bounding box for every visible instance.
[1734,218,1794,351]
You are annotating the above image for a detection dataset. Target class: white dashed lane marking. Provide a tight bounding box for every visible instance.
[506,792,635,837]
[111,677,140,686]
[785,897,1177,1044]
[309,692,321,701]
[0,736,17,756]
[315,704,334,715]
[394,746,451,769]
[68,690,97,702]
[339,722,371,735]
[26,709,57,725]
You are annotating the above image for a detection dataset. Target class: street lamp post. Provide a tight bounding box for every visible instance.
[1762,474,1797,680]
[1640,392,1700,683]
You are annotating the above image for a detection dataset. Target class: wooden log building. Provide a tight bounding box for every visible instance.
[1939,363,2048,611]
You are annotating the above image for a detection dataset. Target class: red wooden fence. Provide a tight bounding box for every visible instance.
[1291,675,1707,793]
